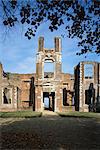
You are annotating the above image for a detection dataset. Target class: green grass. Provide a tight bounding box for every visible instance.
[58,111,100,119]
[0,111,42,118]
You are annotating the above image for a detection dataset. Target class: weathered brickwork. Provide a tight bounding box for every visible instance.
[35,37,63,112]
[0,37,74,112]
[34,37,75,112]
[0,69,35,111]
[0,37,99,112]
[74,61,100,112]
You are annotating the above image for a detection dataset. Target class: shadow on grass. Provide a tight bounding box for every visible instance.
[58,112,100,119]
[1,114,100,150]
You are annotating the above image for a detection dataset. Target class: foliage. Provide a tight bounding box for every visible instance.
[0,0,100,55]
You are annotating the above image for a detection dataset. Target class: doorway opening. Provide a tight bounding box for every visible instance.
[43,92,55,111]
[85,83,95,112]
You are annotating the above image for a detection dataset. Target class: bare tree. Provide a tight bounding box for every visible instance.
[0,0,99,55]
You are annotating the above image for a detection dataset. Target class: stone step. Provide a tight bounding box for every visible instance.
[42,110,59,117]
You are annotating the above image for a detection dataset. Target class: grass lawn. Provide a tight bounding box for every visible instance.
[1,112,100,149]
[0,110,42,118]
[58,111,100,119]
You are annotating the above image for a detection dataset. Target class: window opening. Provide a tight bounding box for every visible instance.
[3,88,12,104]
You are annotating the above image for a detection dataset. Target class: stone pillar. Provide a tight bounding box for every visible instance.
[54,37,61,52]
[54,37,62,112]
[35,86,42,111]
[55,87,62,112]
[79,62,84,111]
[13,87,17,109]
[54,37,62,80]
[36,63,42,79]
[35,37,44,112]
[94,62,99,103]
[17,88,21,109]
[38,37,44,52]
[55,63,62,79]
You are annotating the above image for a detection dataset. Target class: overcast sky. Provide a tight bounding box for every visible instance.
[0,21,99,74]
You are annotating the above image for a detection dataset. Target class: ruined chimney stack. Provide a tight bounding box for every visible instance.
[38,37,44,52]
[54,37,61,52]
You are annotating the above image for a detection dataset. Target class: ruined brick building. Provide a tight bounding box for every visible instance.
[74,61,100,112]
[0,37,100,112]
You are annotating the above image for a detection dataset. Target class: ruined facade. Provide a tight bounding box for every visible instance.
[74,61,100,112]
[35,37,74,112]
[0,37,100,112]
[0,64,35,111]
[0,37,74,112]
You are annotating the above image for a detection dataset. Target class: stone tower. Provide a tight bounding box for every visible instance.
[35,37,62,112]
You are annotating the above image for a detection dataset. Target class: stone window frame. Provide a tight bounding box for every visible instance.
[43,58,55,79]
[84,63,94,79]
[2,87,12,105]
